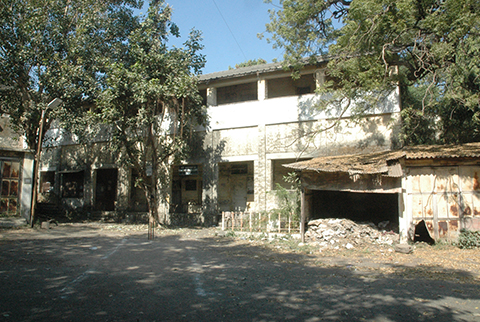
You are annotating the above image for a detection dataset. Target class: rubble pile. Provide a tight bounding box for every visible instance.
[306,218,399,249]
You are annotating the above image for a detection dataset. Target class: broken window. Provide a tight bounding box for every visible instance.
[217,82,257,105]
[61,171,84,198]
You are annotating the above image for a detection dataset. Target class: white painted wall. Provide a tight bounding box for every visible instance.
[208,90,400,131]
[21,154,34,222]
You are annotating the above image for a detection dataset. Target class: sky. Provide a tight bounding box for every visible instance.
[139,0,283,75]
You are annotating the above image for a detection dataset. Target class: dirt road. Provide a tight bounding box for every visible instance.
[1,224,479,321]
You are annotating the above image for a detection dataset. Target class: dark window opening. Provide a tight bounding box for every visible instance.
[40,171,55,194]
[268,74,316,98]
[61,171,84,198]
[230,164,248,175]
[199,89,207,106]
[185,180,197,191]
[217,82,257,105]
[95,169,118,211]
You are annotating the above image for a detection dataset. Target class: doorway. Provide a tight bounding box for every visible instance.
[95,169,118,211]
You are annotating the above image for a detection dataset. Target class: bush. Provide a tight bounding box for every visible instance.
[457,229,480,249]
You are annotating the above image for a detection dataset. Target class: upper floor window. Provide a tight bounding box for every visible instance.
[267,74,316,99]
[198,89,207,106]
[217,82,257,105]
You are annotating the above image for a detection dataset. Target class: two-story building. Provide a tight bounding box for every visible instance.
[38,60,401,226]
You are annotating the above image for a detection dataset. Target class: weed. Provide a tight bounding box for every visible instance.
[225,230,236,238]
[456,229,480,249]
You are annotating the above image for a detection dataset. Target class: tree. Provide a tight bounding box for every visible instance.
[95,1,206,238]
[0,0,142,149]
[229,58,267,69]
[0,0,142,224]
[263,0,480,145]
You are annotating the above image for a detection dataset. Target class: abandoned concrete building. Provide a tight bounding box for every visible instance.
[34,60,401,228]
[0,115,34,221]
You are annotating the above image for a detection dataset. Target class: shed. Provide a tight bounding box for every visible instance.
[285,143,480,243]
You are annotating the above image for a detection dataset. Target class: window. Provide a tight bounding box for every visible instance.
[199,89,207,106]
[179,165,199,176]
[217,82,257,105]
[40,171,55,193]
[230,164,248,175]
[267,74,316,98]
[61,171,84,198]
[0,160,20,215]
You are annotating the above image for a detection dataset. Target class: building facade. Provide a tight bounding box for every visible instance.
[0,115,34,221]
[39,61,401,224]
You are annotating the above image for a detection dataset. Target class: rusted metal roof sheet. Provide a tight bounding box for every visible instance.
[198,56,329,83]
[285,142,480,176]
[403,142,480,159]
[285,150,405,176]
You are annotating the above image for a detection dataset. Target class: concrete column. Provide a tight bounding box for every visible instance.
[258,78,267,101]
[398,175,410,243]
[21,153,34,222]
[207,87,217,106]
[254,124,267,213]
[315,69,325,89]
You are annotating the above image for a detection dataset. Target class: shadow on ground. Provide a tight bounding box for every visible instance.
[0,226,479,321]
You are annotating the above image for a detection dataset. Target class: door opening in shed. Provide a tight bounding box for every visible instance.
[310,190,399,232]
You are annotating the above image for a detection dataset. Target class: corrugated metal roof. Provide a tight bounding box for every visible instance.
[285,150,405,176]
[403,142,480,159]
[198,62,285,82]
[284,142,480,176]
[198,56,329,83]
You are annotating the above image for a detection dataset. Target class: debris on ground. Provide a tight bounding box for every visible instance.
[305,218,399,249]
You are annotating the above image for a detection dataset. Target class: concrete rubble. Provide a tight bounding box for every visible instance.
[306,218,399,249]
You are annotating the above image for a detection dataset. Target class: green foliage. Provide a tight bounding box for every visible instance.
[270,172,301,222]
[95,1,206,223]
[457,229,480,249]
[225,230,236,238]
[229,58,268,70]
[0,0,143,149]
[263,0,480,145]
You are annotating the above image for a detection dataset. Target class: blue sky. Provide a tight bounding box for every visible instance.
[140,0,283,75]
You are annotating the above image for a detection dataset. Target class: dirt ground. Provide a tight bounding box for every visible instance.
[1,223,479,322]
[3,222,479,284]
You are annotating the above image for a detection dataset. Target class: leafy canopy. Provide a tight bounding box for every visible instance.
[229,58,268,70]
[0,0,143,149]
[95,0,206,225]
[264,0,480,145]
